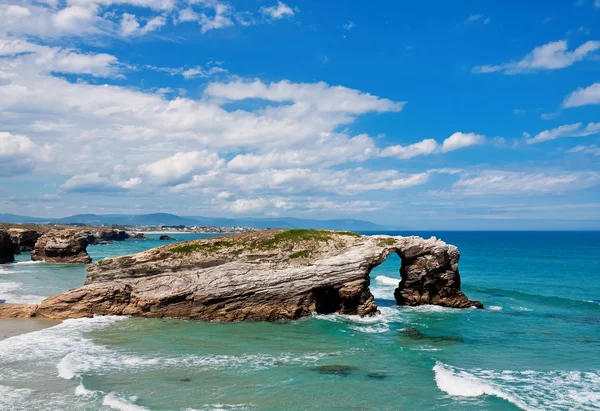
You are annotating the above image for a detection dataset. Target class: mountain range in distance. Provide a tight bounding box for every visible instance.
[0,213,398,231]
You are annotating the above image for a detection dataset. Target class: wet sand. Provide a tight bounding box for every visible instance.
[0,318,59,341]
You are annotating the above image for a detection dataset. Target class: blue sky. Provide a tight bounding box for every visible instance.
[0,0,599,229]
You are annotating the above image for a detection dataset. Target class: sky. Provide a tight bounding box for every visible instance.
[0,0,599,230]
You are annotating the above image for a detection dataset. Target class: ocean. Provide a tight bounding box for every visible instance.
[0,231,599,411]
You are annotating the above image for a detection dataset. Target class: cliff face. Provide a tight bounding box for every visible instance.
[0,230,482,320]
[0,230,16,264]
[8,228,41,252]
[31,229,92,264]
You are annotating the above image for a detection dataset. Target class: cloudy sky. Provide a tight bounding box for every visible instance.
[1,0,599,229]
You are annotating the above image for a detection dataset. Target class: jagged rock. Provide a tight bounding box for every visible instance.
[159,235,175,240]
[127,232,148,240]
[8,228,42,252]
[0,231,482,320]
[81,229,129,245]
[0,230,16,264]
[31,229,92,264]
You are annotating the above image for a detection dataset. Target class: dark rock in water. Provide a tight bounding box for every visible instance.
[128,232,148,240]
[159,235,176,241]
[31,229,92,264]
[179,378,191,382]
[313,365,356,376]
[0,230,17,264]
[399,326,423,338]
[366,371,388,380]
[8,229,42,252]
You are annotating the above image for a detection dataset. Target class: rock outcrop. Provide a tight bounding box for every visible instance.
[159,235,175,240]
[81,229,130,245]
[127,232,148,240]
[8,228,42,252]
[0,231,482,320]
[31,229,92,264]
[0,230,16,264]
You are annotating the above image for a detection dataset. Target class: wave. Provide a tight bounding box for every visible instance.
[0,281,47,304]
[433,362,600,411]
[11,260,44,265]
[103,393,150,411]
[488,306,503,311]
[374,275,399,286]
[470,286,600,311]
[0,385,34,411]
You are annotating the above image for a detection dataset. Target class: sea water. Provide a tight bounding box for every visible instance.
[0,232,599,411]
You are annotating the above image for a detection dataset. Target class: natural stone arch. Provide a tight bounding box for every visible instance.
[0,231,482,320]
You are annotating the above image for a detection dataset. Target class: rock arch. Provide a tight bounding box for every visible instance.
[0,231,482,320]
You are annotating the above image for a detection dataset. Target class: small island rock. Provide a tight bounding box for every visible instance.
[31,229,92,264]
[159,235,176,241]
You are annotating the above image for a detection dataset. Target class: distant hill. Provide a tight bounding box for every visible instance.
[0,213,397,231]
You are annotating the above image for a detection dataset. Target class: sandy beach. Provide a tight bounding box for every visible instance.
[0,318,59,341]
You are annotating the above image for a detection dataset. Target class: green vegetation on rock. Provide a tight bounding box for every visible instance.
[377,238,397,247]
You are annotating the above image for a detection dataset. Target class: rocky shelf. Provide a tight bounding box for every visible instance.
[0,230,482,321]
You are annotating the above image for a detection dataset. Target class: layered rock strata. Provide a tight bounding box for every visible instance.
[0,230,482,320]
[31,229,92,264]
[8,229,42,252]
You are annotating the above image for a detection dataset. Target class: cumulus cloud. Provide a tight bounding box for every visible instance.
[120,13,166,36]
[260,1,296,20]
[0,131,52,176]
[60,172,138,192]
[380,132,485,159]
[452,170,600,196]
[138,151,224,185]
[527,122,600,143]
[563,82,600,108]
[473,40,600,74]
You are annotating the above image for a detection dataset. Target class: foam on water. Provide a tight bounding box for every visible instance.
[11,260,44,265]
[0,384,34,410]
[0,281,46,303]
[433,362,600,411]
[488,306,503,311]
[103,393,150,411]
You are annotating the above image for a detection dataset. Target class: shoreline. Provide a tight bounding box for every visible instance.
[140,231,238,235]
[0,318,59,341]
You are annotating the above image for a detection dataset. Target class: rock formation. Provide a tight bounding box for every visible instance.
[81,229,130,245]
[0,230,482,320]
[159,235,175,240]
[31,229,92,264]
[0,230,16,264]
[8,228,42,252]
[128,232,148,240]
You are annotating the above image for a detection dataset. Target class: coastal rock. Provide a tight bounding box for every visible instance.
[31,229,92,264]
[8,228,42,252]
[127,232,148,240]
[81,229,129,245]
[159,235,175,240]
[0,231,482,320]
[0,230,16,264]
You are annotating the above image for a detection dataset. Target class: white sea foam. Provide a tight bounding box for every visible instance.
[433,362,600,411]
[103,393,150,411]
[488,306,503,311]
[370,275,398,299]
[0,280,46,303]
[312,305,406,334]
[401,305,462,314]
[74,382,97,398]
[12,260,44,265]
[0,385,34,411]
[374,275,399,286]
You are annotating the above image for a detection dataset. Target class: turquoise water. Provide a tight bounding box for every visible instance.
[0,232,599,410]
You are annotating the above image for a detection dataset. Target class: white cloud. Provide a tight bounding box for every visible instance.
[260,1,295,20]
[206,79,404,114]
[441,132,485,152]
[60,172,136,192]
[466,14,490,24]
[197,1,235,33]
[380,132,484,159]
[528,122,600,143]
[138,151,224,186]
[473,40,600,74]
[541,112,557,120]
[0,131,52,176]
[52,5,97,32]
[567,145,600,156]
[563,82,600,108]
[452,170,600,195]
[120,13,166,36]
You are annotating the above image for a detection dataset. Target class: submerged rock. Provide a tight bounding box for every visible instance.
[0,230,16,264]
[31,229,92,264]
[159,235,175,241]
[0,230,482,320]
[8,229,42,252]
[366,371,388,380]
[313,365,356,376]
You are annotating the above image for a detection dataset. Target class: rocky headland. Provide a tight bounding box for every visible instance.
[8,228,42,252]
[0,230,482,320]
